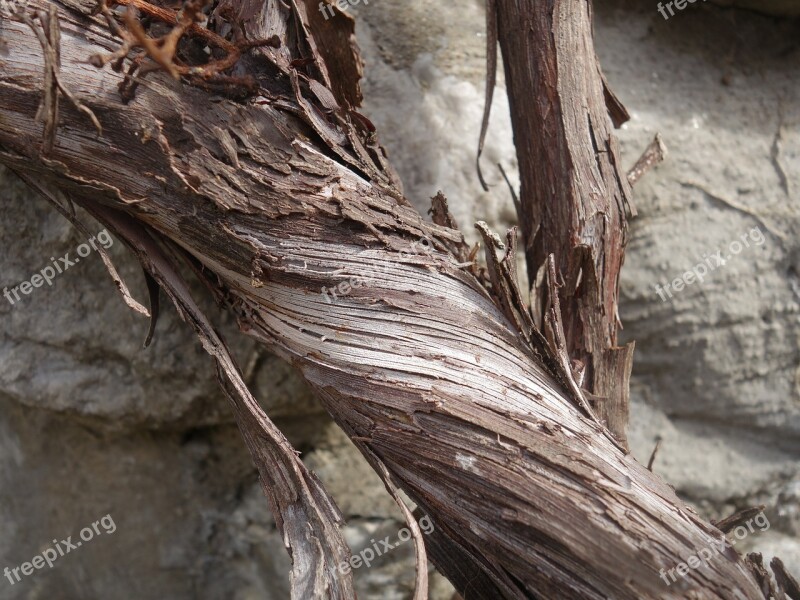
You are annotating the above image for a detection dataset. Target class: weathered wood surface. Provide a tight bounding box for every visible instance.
[493,0,635,450]
[0,0,777,598]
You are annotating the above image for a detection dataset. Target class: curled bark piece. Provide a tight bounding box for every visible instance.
[627,133,667,186]
[371,457,428,600]
[14,172,151,318]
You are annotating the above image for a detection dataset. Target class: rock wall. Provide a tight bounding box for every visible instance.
[0,0,797,598]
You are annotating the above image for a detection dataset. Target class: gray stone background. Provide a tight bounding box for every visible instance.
[0,0,798,598]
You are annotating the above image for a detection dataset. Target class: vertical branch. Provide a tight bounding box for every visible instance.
[494,0,634,447]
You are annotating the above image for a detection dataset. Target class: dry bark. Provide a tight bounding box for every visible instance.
[487,0,635,449]
[0,0,787,598]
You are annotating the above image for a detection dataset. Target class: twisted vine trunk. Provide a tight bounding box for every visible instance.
[0,0,778,598]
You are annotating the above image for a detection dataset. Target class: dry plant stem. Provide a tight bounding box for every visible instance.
[0,0,779,598]
[494,0,635,448]
[112,0,233,59]
[646,438,662,471]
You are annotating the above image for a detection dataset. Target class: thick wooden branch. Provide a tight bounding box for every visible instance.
[0,0,777,598]
[495,0,635,448]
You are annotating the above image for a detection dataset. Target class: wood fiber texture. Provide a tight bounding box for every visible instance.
[0,0,781,598]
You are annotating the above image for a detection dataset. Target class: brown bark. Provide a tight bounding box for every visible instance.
[0,0,787,598]
[493,0,635,449]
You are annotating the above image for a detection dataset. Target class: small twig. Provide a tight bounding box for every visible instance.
[646,438,661,471]
[91,0,280,89]
[476,0,498,191]
[497,163,521,223]
[122,3,186,79]
[771,105,791,198]
[680,179,786,243]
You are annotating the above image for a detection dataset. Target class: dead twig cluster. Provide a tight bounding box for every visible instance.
[89,0,279,100]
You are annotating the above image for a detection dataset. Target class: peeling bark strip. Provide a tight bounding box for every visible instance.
[0,0,782,598]
[92,206,356,599]
[494,0,635,449]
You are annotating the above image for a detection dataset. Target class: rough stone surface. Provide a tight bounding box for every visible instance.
[599,0,800,570]
[0,0,798,598]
